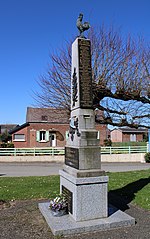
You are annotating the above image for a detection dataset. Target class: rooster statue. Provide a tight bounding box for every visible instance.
[76,13,90,38]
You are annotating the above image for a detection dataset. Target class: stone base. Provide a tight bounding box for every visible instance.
[60,169,108,221]
[39,202,135,236]
[63,164,106,177]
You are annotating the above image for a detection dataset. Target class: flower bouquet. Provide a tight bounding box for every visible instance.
[49,194,68,217]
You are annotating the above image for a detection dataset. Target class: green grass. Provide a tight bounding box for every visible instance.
[112,142,147,147]
[108,169,150,210]
[0,169,149,210]
[0,175,60,201]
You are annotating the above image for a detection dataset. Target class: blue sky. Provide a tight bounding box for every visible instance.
[0,0,150,124]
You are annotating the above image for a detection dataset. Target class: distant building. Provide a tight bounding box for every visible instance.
[9,107,108,148]
[0,124,17,134]
[110,127,148,143]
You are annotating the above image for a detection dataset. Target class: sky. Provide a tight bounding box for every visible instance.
[0,0,150,125]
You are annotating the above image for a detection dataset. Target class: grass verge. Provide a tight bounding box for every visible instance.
[0,169,149,210]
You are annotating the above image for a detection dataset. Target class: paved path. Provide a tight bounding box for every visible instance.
[0,162,149,177]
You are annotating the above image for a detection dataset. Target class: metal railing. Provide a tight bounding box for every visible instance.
[0,147,65,156]
[101,145,148,154]
[0,145,149,156]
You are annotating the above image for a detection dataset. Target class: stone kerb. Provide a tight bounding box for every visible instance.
[0,153,145,163]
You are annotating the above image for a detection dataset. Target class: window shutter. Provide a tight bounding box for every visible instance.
[36,131,40,142]
[97,131,100,139]
[46,131,49,142]
[66,131,69,140]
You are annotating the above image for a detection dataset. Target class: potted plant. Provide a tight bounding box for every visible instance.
[49,194,68,217]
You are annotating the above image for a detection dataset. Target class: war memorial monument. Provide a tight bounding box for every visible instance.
[39,14,135,236]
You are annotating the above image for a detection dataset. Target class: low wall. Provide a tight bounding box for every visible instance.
[0,155,64,163]
[0,153,145,163]
[101,153,145,163]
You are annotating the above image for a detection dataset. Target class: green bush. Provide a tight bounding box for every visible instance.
[0,143,7,148]
[144,152,150,163]
[103,139,112,146]
[7,143,14,148]
[0,142,14,148]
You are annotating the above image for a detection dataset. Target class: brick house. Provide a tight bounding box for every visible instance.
[9,107,108,148]
[110,127,148,143]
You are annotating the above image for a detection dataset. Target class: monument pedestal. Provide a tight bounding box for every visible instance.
[60,169,108,221]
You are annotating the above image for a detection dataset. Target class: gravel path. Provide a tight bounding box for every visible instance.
[0,198,150,239]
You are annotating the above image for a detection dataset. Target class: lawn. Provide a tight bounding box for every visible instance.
[112,142,147,147]
[108,169,150,210]
[0,169,150,210]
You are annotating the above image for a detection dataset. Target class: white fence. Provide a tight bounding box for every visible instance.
[0,145,149,156]
[0,147,64,156]
[101,145,149,154]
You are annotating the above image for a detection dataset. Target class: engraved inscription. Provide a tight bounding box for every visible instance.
[72,67,78,107]
[78,39,93,108]
[62,186,73,214]
[65,147,79,169]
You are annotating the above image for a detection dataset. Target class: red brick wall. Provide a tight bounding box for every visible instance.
[111,130,123,142]
[30,123,69,147]
[95,124,108,146]
[111,130,144,143]
[29,129,36,147]
[12,123,108,148]
[12,123,69,148]
[12,127,29,148]
[136,134,143,141]
[122,133,143,142]
[122,133,130,142]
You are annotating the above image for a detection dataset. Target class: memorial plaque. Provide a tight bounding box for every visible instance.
[65,147,79,169]
[62,185,73,214]
[78,38,93,109]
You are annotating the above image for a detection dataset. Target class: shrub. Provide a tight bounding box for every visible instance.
[0,143,7,148]
[0,142,14,148]
[7,143,14,148]
[144,152,150,163]
[104,139,112,146]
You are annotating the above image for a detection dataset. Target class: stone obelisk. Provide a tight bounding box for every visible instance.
[39,14,135,235]
[59,17,108,222]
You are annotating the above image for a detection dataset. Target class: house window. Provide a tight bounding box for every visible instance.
[36,130,49,142]
[13,134,25,141]
[40,131,46,141]
[130,134,136,142]
[41,115,48,121]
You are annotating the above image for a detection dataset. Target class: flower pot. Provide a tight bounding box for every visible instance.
[51,208,68,217]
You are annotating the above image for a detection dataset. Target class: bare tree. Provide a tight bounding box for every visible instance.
[35,41,71,111]
[34,25,150,128]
